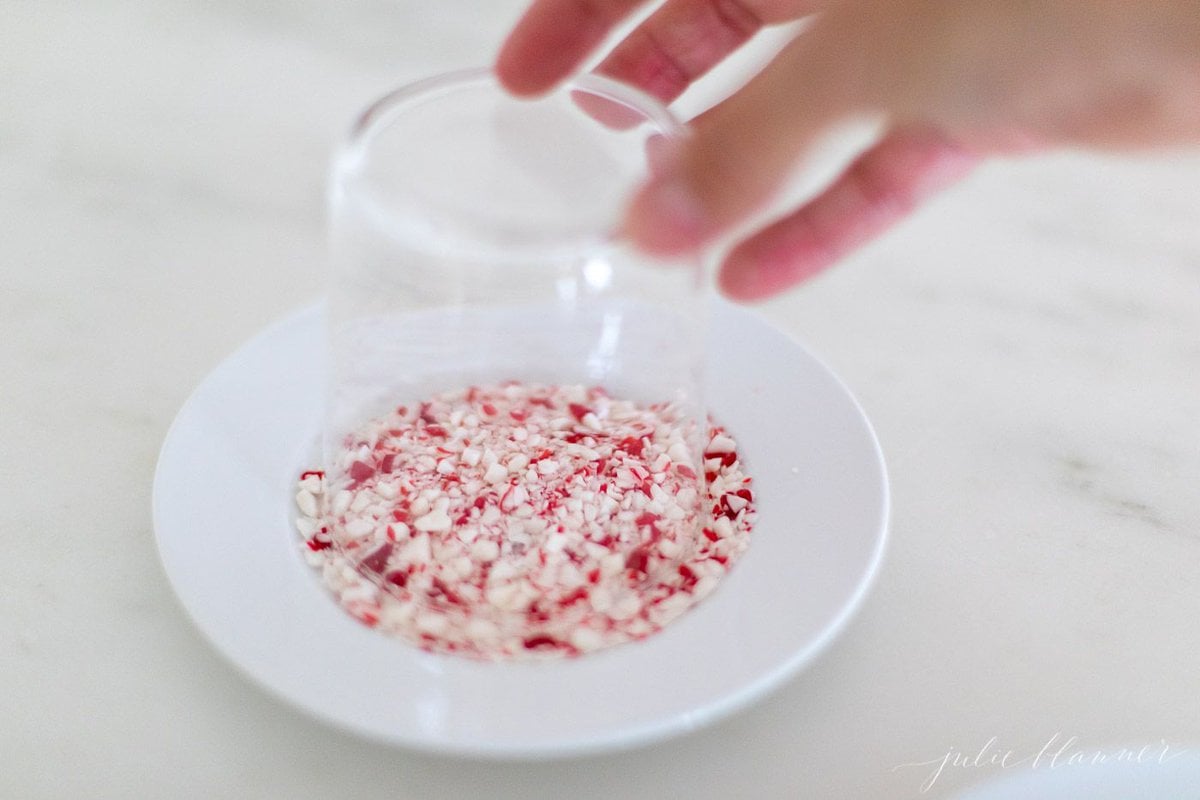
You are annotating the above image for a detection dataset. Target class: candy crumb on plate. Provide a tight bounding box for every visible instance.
[296,381,757,660]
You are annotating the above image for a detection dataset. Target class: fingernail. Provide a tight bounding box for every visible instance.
[625,174,708,256]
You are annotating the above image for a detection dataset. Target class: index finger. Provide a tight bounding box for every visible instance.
[496,0,652,96]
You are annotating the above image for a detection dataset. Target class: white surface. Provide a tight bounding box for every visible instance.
[2,2,1199,798]
[152,302,887,757]
[953,750,1200,800]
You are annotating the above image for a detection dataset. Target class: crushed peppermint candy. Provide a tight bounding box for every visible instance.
[295,381,755,660]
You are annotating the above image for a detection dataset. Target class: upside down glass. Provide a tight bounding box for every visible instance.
[324,68,707,600]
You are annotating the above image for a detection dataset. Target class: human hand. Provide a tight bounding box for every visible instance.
[497,0,1200,300]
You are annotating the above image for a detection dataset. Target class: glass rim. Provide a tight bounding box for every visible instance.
[329,67,690,263]
[342,66,687,156]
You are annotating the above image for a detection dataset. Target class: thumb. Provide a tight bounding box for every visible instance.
[623,12,879,255]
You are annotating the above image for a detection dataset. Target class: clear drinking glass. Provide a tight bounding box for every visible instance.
[324,68,706,587]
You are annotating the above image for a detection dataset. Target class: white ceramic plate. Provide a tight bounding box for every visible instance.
[153,300,888,758]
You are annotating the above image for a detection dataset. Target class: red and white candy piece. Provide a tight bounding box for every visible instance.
[296,382,756,660]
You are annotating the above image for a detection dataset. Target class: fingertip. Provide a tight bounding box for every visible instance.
[716,266,761,303]
[494,45,558,97]
[495,0,631,98]
[719,226,836,301]
[716,247,779,303]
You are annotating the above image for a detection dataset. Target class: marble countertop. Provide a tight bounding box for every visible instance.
[3,2,1198,798]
